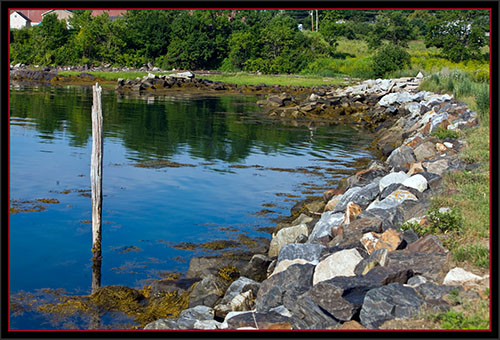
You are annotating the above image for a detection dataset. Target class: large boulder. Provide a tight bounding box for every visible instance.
[359,283,424,329]
[307,212,344,243]
[378,171,410,192]
[442,267,484,286]
[269,223,309,258]
[386,146,417,169]
[401,174,428,192]
[413,141,437,161]
[224,311,293,330]
[255,263,315,312]
[387,250,452,282]
[333,182,380,213]
[213,277,260,318]
[367,190,418,211]
[188,274,230,308]
[405,234,447,254]
[144,305,216,330]
[360,228,404,255]
[240,254,272,282]
[277,243,326,265]
[283,292,340,329]
[313,248,364,285]
[307,276,380,321]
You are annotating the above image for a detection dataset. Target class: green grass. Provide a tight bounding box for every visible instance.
[430,308,490,330]
[419,69,490,122]
[58,70,159,81]
[453,244,490,268]
[198,72,350,87]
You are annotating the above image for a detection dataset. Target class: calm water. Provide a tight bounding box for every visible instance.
[9,85,376,329]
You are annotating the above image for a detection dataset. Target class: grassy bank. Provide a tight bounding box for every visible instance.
[418,71,490,329]
[197,73,350,87]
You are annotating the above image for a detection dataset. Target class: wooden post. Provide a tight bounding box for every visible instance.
[91,83,103,261]
[311,10,314,31]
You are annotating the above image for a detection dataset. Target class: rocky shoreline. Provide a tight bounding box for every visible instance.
[9,67,488,330]
[141,74,487,330]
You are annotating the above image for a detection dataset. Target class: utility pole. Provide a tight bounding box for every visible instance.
[316,9,319,32]
[311,10,314,31]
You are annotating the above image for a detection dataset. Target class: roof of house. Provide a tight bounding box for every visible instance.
[91,9,127,17]
[9,9,126,23]
[11,11,31,22]
[41,9,73,17]
[10,9,48,23]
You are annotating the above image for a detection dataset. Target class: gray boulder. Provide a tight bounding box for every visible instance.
[277,243,326,265]
[386,145,417,169]
[387,250,452,282]
[283,292,340,329]
[240,254,272,282]
[255,263,315,312]
[307,211,344,243]
[188,274,230,308]
[307,276,380,321]
[333,182,380,213]
[360,283,423,329]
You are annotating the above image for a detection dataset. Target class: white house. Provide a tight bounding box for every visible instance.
[10,11,31,29]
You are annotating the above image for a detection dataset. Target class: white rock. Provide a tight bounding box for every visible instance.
[367,190,418,210]
[396,92,413,104]
[401,174,428,192]
[175,71,194,79]
[406,102,422,118]
[444,142,453,148]
[269,223,309,257]
[443,267,483,285]
[379,171,410,192]
[309,93,319,101]
[416,71,424,79]
[378,93,399,107]
[147,72,156,79]
[313,248,363,285]
[194,319,222,330]
[270,305,293,318]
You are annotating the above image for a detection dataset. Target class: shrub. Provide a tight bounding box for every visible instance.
[427,207,463,234]
[372,44,411,77]
[431,127,460,140]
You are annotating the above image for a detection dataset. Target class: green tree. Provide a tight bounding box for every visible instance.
[372,43,411,77]
[425,10,489,62]
[366,11,413,49]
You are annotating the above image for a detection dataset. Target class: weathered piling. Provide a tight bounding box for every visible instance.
[91,83,103,293]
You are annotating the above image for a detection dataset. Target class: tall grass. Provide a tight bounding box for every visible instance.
[419,69,490,123]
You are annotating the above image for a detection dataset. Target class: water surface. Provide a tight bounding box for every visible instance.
[9,85,377,329]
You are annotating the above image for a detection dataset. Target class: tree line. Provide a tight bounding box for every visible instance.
[10,9,489,75]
